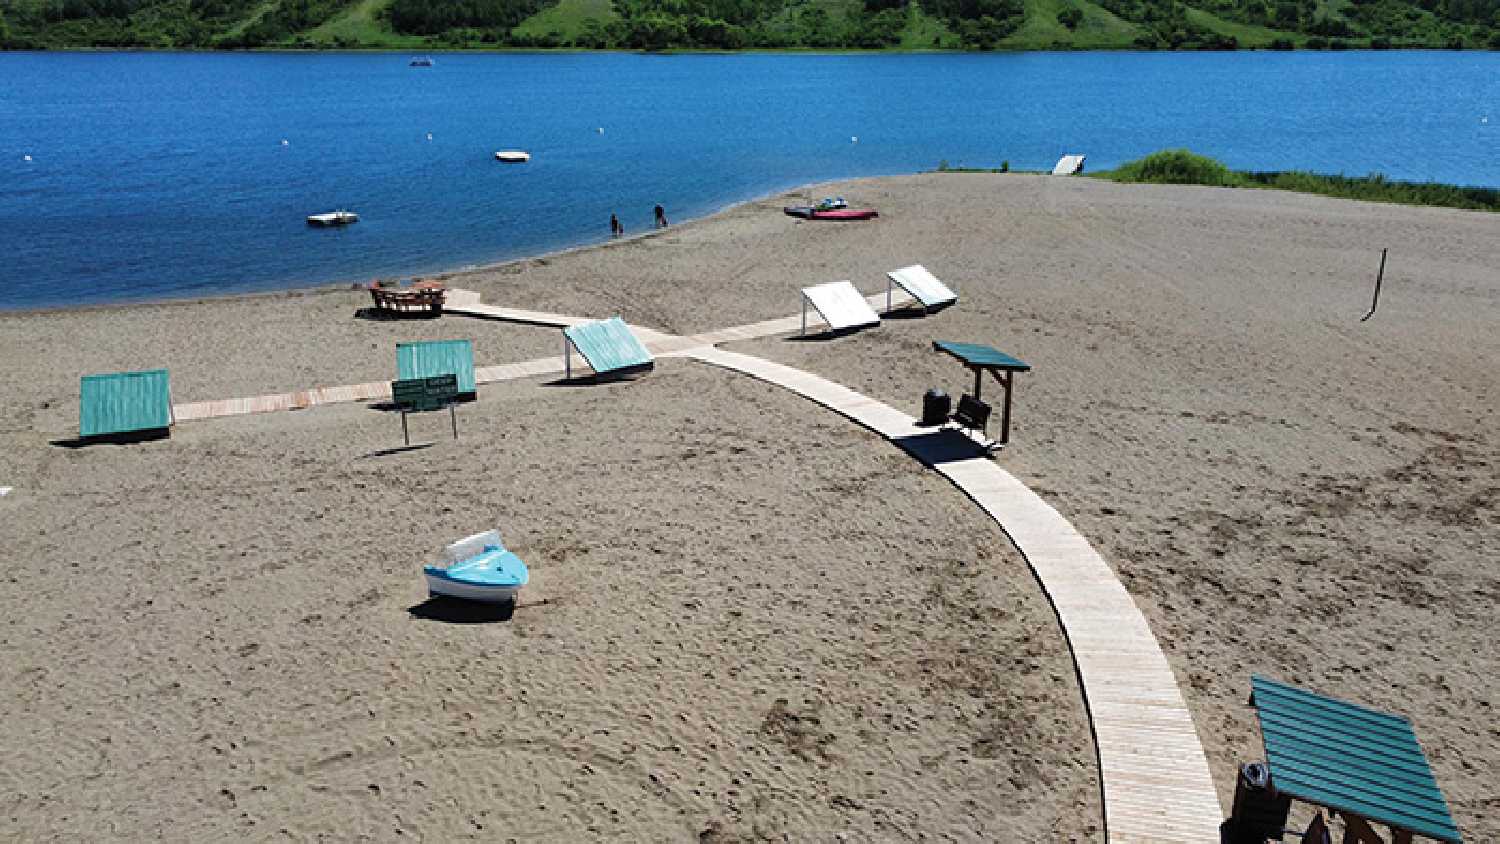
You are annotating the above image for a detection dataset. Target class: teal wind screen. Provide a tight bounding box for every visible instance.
[397,340,475,393]
[79,369,172,437]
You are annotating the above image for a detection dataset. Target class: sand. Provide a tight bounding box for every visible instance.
[1,173,1495,841]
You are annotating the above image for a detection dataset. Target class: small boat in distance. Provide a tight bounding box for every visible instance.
[306,210,358,227]
[494,150,531,163]
[409,56,434,67]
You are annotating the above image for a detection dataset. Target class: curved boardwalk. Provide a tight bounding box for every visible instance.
[677,346,1223,844]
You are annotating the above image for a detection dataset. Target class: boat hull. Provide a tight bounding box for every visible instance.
[424,572,521,603]
[307,212,358,226]
[494,151,531,163]
[810,209,878,221]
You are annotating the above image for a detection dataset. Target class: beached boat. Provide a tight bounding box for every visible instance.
[306,210,358,226]
[409,56,434,67]
[785,196,872,220]
[784,205,878,221]
[423,529,529,603]
[494,150,531,163]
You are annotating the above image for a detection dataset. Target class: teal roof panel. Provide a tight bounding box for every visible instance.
[1251,675,1461,843]
[564,317,653,374]
[79,369,172,437]
[933,340,1031,372]
[397,340,475,393]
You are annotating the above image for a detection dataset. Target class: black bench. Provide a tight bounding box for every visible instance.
[950,393,996,449]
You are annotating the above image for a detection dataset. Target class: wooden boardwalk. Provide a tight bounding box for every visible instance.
[681,347,1224,844]
[165,287,1227,841]
[172,289,910,422]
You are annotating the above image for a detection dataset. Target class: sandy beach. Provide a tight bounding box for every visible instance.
[1,173,1495,841]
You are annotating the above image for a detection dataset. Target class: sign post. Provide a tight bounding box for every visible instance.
[390,374,460,446]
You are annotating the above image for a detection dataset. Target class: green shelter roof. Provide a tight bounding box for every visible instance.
[932,341,1031,372]
[564,317,653,374]
[79,369,172,438]
[1251,675,1461,843]
[397,340,476,393]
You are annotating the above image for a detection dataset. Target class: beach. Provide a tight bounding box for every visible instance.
[1,173,1495,841]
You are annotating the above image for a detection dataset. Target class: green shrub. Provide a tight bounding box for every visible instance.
[1057,7,1083,28]
[1095,148,1500,213]
[1109,149,1238,186]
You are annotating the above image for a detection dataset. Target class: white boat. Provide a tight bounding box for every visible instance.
[494,150,531,163]
[306,210,359,226]
[423,529,529,604]
[409,56,434,67]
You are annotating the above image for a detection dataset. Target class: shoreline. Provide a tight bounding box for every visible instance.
[0,175,868,318]
[6,166,1498,319]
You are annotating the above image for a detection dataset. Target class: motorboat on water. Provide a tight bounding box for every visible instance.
[494,150,531,163]
[423,529,529,604]
[306,210,359,226]
[410,56,434,67]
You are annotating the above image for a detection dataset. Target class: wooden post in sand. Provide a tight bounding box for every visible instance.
[1361,248,1388,322]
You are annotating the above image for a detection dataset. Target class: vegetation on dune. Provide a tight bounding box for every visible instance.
[1091,149,1500,211]
[2,0,1499,49]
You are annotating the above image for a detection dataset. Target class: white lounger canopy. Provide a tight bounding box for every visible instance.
[800,281,881,336]
[1052,154,1086,175]
[885,264,958,313]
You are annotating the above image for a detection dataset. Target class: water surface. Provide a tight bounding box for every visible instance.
[2,51,1496,309]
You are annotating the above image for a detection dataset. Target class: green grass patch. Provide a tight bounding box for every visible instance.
[1182,6,1294,46]
[305,0,426,46]
[1093,149,1500,212]
[512,0,618,42]
[1002,0,1139,48]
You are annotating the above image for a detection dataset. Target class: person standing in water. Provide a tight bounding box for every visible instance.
[654,204,669,228]
[610,214,622,237]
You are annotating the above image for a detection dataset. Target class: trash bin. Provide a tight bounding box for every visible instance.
[921,389,951,426]
[1227,761,1290,843]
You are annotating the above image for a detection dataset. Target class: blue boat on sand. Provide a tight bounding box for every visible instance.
[424,530,529,603]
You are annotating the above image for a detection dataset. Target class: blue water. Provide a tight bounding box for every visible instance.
[2,50,1497,310]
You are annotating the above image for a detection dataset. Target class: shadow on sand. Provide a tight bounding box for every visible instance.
[407,596,516,624]
[892,428,998,466]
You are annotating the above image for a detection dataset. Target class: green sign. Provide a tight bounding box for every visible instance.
[391,374,458,412]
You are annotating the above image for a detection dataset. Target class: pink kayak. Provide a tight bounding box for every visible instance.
[809,208,878,221]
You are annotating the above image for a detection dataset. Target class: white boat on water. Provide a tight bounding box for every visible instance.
[409,56,434,67]
[307,210,359,226]
[494,150,531,163]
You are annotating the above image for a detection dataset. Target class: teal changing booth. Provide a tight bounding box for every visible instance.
[79,369,173,440]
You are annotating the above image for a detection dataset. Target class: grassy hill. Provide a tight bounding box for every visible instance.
[2,0,1497,49]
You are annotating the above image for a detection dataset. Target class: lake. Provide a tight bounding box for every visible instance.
[1,50,1496,310]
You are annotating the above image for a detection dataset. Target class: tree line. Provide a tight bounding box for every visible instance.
[2,0,1498,49]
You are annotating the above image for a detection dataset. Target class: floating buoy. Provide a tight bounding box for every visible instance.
[23,155,31,162]
[851,136,858,143]
[426,132,433,140]
[281,139,289,146]
[1483,116,1490,124]
[597,127,604,134]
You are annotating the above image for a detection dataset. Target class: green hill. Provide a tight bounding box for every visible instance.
[2,0,1497,49]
